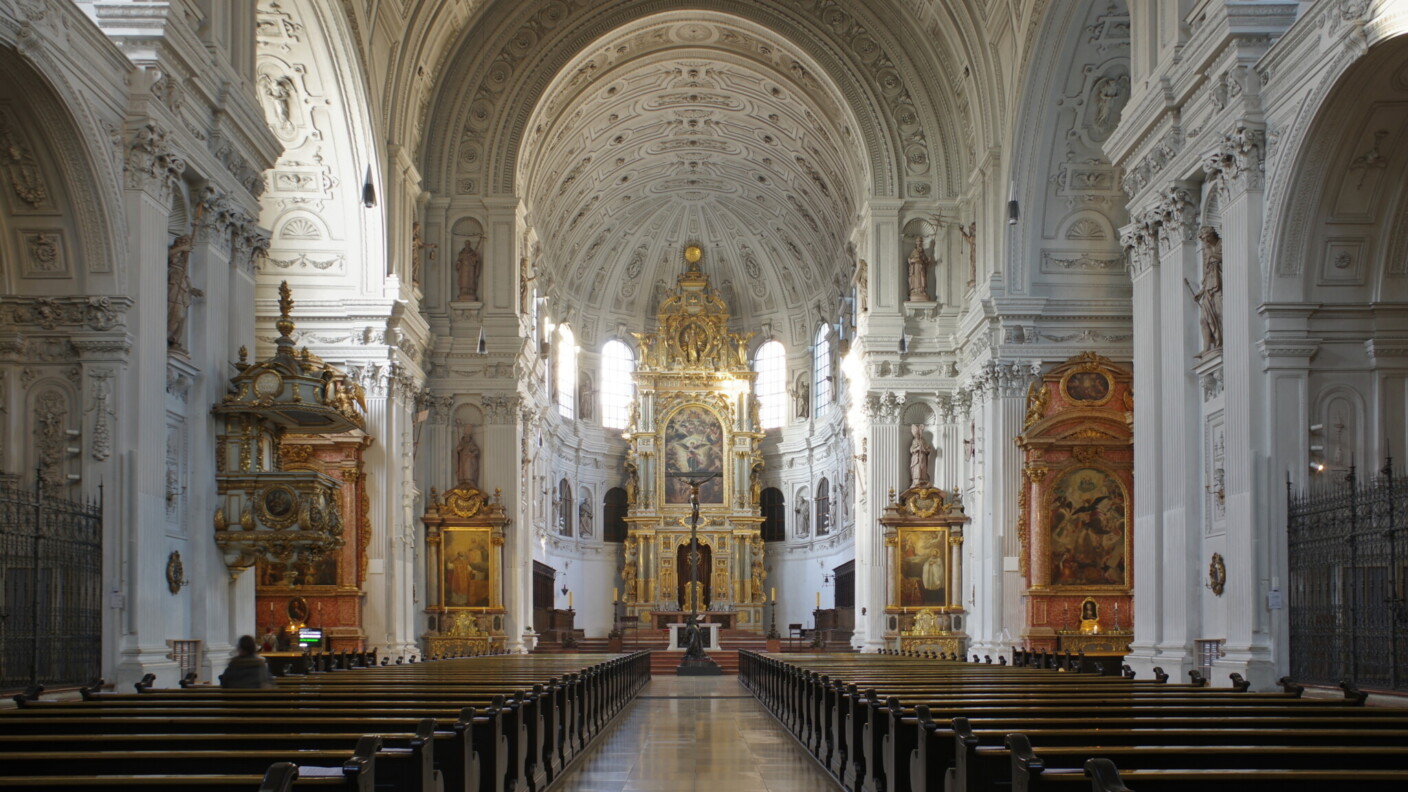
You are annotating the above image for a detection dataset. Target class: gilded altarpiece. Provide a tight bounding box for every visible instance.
[621,247,767,630]
[421,484,508,655]
[1016,353,1134,652]
[255,433,372,651]
[881,486,970,655]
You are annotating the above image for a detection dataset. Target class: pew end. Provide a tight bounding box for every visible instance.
[1339,679,1368,706]
[257,762,299,792]
[1228,673,1250,692]
[1278,676,1305,697]
[1084,758,1134,792]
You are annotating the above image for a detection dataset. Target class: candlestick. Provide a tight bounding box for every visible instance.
[613,587,619,602]
[568,591,573,609]
[815,591,821,608]
[771,587,776,602]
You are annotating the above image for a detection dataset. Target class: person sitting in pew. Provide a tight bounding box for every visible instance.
[220,635,275,689]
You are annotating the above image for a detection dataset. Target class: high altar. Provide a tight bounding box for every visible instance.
[621,246,768,631]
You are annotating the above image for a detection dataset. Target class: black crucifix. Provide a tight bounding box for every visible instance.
[668,471,720,620]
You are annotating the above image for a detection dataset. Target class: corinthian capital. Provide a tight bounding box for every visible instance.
[124,123,185,197]
[1203,123,1265,197]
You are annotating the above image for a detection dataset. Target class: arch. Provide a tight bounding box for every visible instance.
[1006,1,1131,297]
[603,487,628,543]
[0,44,123,294]
[760,486,785,542]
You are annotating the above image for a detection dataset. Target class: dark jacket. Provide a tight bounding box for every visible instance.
[220,655,275,689]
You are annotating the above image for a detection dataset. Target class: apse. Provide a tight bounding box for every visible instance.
[515,13,870,346]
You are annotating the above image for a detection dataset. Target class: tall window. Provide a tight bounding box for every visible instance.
[556,324,576,419]
[600,340,635,430]
[753,340,786,429]
[813,325,832,417]
[815,477,830,536]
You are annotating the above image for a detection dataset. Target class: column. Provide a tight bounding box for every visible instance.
[854,392,902,651]
[1207,125,1276,687]
[114,122,186,689]
[1120,212,1165,680]
[973,362,1030,655]
[1154,187,1203,677]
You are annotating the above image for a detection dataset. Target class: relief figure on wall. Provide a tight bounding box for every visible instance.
[1048,467,1127,587]
[664,406,724,503]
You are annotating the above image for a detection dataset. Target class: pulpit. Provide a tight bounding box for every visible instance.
[421,484,508,656]
[881,485,969,655]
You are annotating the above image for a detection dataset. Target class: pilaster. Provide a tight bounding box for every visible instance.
[854,391,903,651]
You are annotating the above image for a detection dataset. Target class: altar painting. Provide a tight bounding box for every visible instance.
[1048,467,1127,587]
[442,528,492,608]
[896,527,951,608]
[664,406,724,503]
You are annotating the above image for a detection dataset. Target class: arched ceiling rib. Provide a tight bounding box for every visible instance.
[519,15,868,338]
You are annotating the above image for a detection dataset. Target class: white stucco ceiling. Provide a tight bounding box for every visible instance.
[518,14,869,342]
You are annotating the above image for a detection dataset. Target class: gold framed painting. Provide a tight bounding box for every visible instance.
[662,404,725,504]
[440,526,498,609]
[891,526,956,611]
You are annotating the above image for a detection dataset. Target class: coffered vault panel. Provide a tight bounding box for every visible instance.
[517,14,872,337]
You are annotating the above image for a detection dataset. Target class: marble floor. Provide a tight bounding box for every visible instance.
[553,675,841,791]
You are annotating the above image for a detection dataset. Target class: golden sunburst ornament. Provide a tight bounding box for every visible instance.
[684,244,703,263]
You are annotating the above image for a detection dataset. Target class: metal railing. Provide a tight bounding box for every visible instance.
[0,475,103,691]
[1288,459,1408,690]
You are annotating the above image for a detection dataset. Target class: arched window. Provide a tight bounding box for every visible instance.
[813,325,832,417]
[600,340,635,430]
[558,479,573,536]
[753,340,786,429]
[603,487,629,543]
[556,325,576,419]
[815,477,831,536]
[761,487,785,542]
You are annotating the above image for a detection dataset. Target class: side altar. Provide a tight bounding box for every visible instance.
[881,485,970,656]
[420,484,509,656]
[620,245,768,631]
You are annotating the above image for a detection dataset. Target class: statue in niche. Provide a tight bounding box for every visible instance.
[794,493,811,538]
[166,234,201,350]
[410,221,435,289]
[906,238,931,301]
[622,538,638,603]
[454,425,480,487]
[624,459,638,506]
[578,373,595,421]
[791,373,809,420]
[578,499,593,539]
[455,236,483,301]
[909,424,933,487]
[959,222,977,288]
[1194,226,1223,352]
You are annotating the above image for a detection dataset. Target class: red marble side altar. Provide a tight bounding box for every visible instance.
[1016,353,1133,652]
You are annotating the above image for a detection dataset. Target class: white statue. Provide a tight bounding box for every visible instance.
[906,239,930,301]
[909,424,933,487]
[454,425,480,486]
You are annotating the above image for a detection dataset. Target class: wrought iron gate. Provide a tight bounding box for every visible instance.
[1288,461,1408,691]
[0,478,103,691]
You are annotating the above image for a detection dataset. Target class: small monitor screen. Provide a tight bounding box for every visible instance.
[297,628,323,646]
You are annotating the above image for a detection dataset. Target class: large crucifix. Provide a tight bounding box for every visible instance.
[670,471,723,673]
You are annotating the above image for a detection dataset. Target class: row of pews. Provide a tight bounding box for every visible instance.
[0,651,649,791]
[739,650,1408,791]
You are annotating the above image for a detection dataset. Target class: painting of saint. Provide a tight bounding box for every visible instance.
[898,530,949,608]
[1063,371,1112,403]
[664,406,724,504]
[443,530,492,608]
[1048,467,1127,586]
